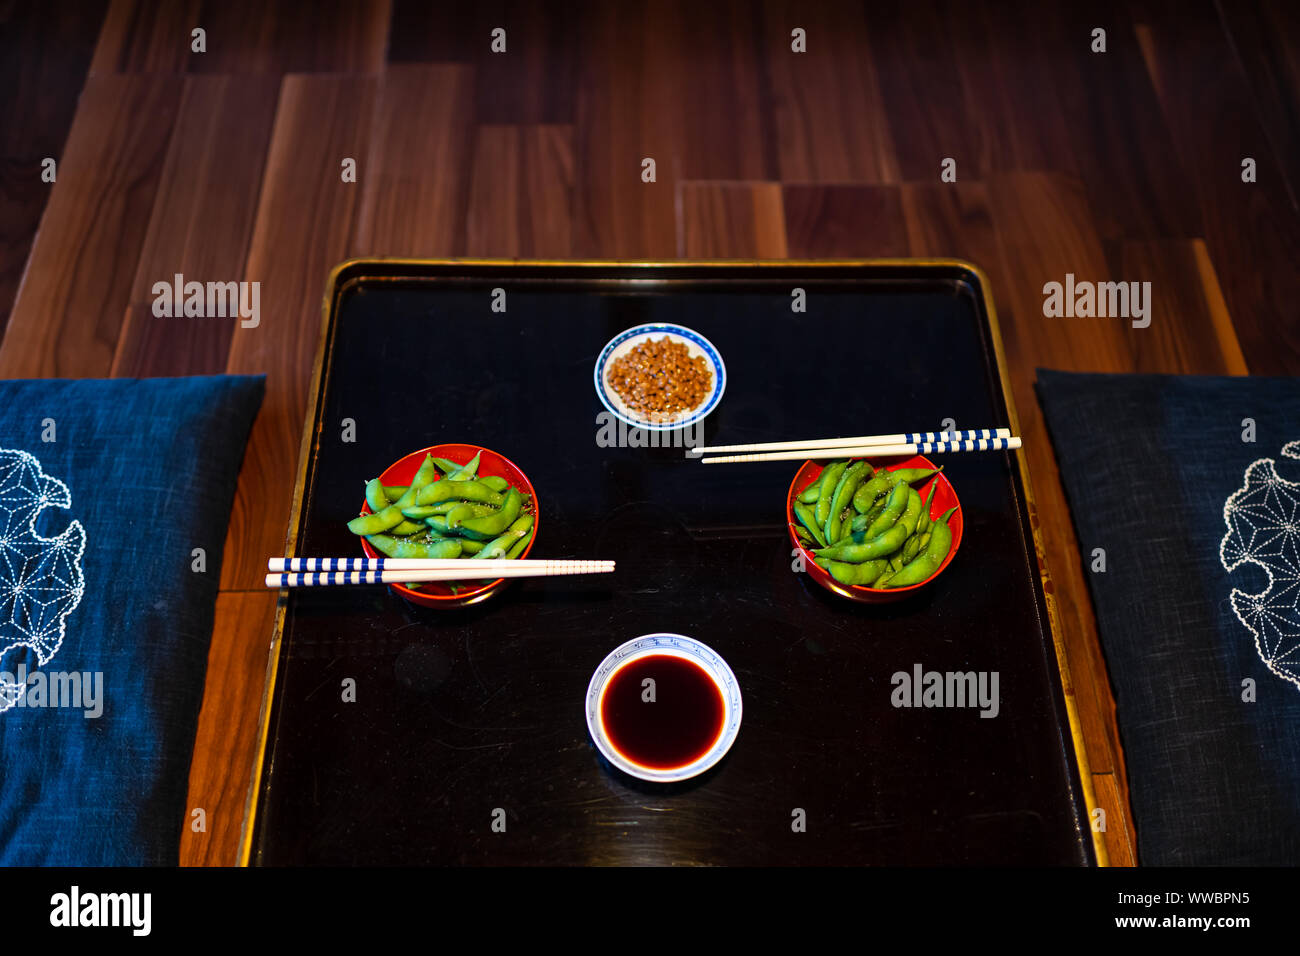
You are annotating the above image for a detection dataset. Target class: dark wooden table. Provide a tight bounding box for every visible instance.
[4,0,1298,866]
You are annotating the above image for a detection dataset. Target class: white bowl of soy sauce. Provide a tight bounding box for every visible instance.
[585,634,742,783]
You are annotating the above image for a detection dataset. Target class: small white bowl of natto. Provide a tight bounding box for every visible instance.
[594,323,727,431]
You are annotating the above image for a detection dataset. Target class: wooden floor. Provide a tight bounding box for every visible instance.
[4,0,1299,866]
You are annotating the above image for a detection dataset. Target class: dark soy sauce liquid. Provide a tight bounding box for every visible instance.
[602,654,725,770]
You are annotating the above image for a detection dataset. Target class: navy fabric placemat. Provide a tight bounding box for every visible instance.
[0,376,263,865]
[1037,369,1300,865]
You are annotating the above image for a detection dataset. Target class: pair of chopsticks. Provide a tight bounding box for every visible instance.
[265,557,614,588]
[688,428,1021,463]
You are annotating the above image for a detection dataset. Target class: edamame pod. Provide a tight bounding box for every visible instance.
[897,487,924,537]
[447,452,481,481]
[793,500,827,548]
[365,534,463,559]
[852,475,890,513]
[456,488,523,540]
[863,481,908,539]
[414,480,505,507]
[817,557,887,587]
[825,460,868,546]
[814,460,849,526]
[798,471,827,504]
[889,467,942,484]
[916,483,937,536]
[474,514,535,559]
[505,530,533,559]
[479,475,511,493]
[883,510,954,588]
[815,521,909,562]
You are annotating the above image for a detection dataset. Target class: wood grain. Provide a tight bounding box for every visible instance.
[351,64,474,256]
[1134,2,1300,375]
[782,185,909,257]
[90,0,201,74]
[179,590,279,866]
[186,0,391,74]
[466,125,575,257]
[221,74,376,590]
[111,74,279,377]
[0,0,107,336]
[0,75,180,378]
[680,182,787,258]
[760,0,899,183]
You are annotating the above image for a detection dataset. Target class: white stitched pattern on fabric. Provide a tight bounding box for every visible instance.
[0,448,87,713]
[1220,440,1300,692]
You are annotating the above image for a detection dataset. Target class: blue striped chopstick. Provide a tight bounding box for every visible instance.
[264,558,614,588]
[699,435,1021,464]
[688,427,1012,456]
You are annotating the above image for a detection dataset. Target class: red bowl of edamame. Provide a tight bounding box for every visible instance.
[786,454,962,604]
[359,443,539,608]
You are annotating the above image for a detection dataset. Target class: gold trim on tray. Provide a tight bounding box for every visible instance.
[239,257,1106,867]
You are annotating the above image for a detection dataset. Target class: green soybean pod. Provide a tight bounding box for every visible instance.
[897,487,924,537]
[348,455,437,535]
[885,512,954,588]
[852,475,890,514]
[902,533,922,563]
[825,460,868,547]
[415,480,504,507]
[364,478,390,513]
[505,530,533,559]
[793,500,827,548]
[863,481,908,539]
[365,534,463,559]
[819,558,886,587]
[479,475,511,493]
[798,470,827,504]
[814,460,848,525]
[916,483,937,536]
[474,514,534,559]
[447,452,481,481]
[889,466,942,484]
[382,484,408,500]
[815,521,908,563]
[456,488,523,540]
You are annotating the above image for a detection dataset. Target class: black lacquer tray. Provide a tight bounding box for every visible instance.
[242,259,1101,866]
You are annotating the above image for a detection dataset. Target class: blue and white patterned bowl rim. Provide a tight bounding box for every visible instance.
[594,324,727,432]
[585,633,743,783]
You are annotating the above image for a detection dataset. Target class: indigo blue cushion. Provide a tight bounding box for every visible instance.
[1036,369,1300,865]
[0,375,264,865]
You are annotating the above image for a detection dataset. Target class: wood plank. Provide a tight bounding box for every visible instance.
[643,1,776,181]
[865,2,985,181]
[680,183,787,258]
[1109,239,1249,375]
[111,75,279,377]
[759,0,899,182]
[1215,0,1300,211]
[465,125,574,257]
[1092,771,1138,866]
[90,0,201,74]
[953,0,1082,175]
[471,0,579,124]
[1027,0,1201,241]
[0,75,181,378]
[1133,3,1300,375]
[386,0,478,62]
[351,64,474,256]
[187,0,391,74]
[571,6,677,257]
[180,590,279,866]
[220,75,376,590]
[781,185,908,257]
[0,0,107,337]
